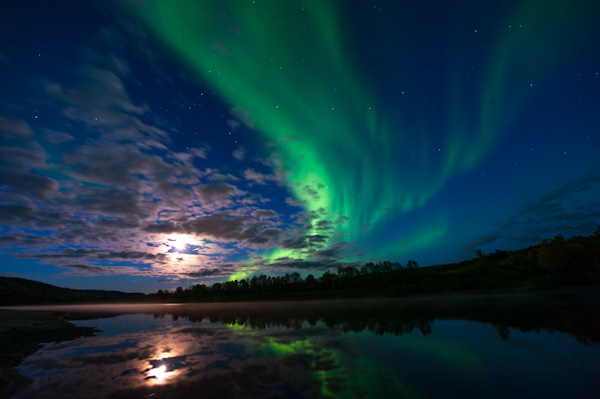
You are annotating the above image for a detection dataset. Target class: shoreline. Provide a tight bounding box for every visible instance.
[2,283,599,308]
[131,282,600,304]
[0,311,96,398]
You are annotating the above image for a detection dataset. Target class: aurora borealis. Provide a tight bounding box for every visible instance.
[1,0,599,292]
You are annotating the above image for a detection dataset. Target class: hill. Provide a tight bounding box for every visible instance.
[0,277,145,305]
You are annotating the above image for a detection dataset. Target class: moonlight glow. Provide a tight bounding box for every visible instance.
[167,234,195,252]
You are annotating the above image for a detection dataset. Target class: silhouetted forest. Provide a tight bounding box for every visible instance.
[1,231,599,305]
[153,230,600,302]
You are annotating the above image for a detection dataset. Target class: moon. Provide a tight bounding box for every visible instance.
[168,234,192,252]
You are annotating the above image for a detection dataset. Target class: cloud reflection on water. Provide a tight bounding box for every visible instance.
[11,292,600,398]
[17,321,358,398]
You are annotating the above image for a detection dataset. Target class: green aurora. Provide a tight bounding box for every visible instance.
[226,320,482,398]
[132,0,597,268]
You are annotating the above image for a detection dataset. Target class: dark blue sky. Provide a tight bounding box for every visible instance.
[1,0,599,293]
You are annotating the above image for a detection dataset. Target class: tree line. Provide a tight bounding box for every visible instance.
[152,229,600,302]
[153,260,419,301]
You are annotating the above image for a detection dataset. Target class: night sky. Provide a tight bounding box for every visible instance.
[1,0,599,293]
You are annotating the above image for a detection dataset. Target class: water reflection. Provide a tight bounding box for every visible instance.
[12,291,600,398]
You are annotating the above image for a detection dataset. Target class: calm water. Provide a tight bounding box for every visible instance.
[11,291,600,398]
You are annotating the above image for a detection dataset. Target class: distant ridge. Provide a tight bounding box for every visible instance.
[0,277,145,305]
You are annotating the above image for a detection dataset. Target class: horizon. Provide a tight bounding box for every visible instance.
[1,230,590,295]
[1,0,599,293]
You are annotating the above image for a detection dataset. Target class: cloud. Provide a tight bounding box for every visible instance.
[0,233,59,247]
[43,129,75,144]
[144,212,281,247]
[62,263,142,275]
[229,107,254,130]
[194,183,241,204]
[0,62,209,276]
[335,215,349,223]
[21,248,100,259]
[170,147,208,162]
[208,173,240,182]
[0,203,64,228]
[359,224,373,232]
[0,169,59,200]
[285,197,305,208]
[243,168,278,185]
[315,220,332,231]
[227,119,241,131]
[302,185,320,201]
[239,238,352,275]
[250,209,279,220]
[313,241,348,260]
[47,66,148,116]
[45,63,170,148]
[59,140,202,212]
[63,264,109,273]
[76,187,157,217]
[189,147,208,159]
[258,228,283,240]
[279,234,328,250]
[184,266,236,278]
[0,236,16,245]
[0,142,47,171]
[96,217,140,229]
[0,116,33,139]
[232,145,246,161]
[20,248,167,262]
[63,143,179,190]
[0,123,52,208]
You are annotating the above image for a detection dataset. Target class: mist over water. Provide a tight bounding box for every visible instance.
[11,292,600,398]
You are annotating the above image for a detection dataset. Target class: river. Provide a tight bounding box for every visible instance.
[7,290,600,398]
